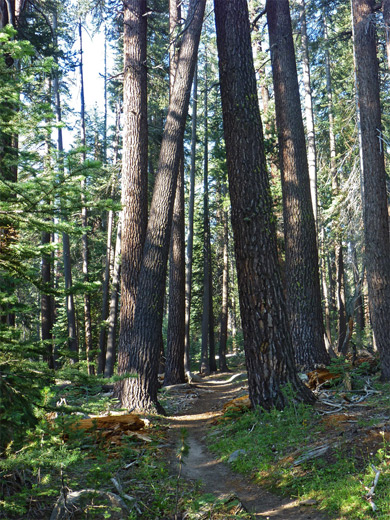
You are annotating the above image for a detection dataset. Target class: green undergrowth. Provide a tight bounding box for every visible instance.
[208,374,390,520]
[0,372,199,519]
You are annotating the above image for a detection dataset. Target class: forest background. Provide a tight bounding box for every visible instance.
[2,0,390,511]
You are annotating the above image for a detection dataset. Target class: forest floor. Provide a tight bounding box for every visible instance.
[162,372,333,519]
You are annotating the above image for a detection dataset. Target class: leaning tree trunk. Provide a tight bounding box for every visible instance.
[115,0,149,387]
[116,0,206,413]
[266,0,330,370]
[352,0,390,380]
[214,0,314,410]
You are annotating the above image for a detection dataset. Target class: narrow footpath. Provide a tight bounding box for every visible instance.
[166,373,332,519]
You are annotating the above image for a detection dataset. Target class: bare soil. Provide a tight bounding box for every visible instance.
[164,373,333,519]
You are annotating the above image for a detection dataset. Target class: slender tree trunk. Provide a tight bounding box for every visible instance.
[115,0,149,386]
[104,217,122,378]
[219,182,229,372]
[116,0,206,412]
[214,0,313,409]
[98,105,121,374]
[208,265,217,372]
[266,0,329,370]
[320,227,332,345]
[53,10,78,361]
[184,63,198,376]
[351,242,365,333]
[229,252,238,353]
[41,229,54,369]
[165,0,186,386]
[352,0,390,379]
[324,12,347,352]
[79,21,93,373]
[200,55,211,375]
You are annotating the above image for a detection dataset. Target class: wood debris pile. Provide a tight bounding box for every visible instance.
[222,395,252,414]
[71,413,151,447]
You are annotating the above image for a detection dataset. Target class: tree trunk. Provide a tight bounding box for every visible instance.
[266,0,329,370]
[79,20,93,374]
[41,229,54,369]
[165,157,186,385]
[214,0,314,409]
[352,0,390,379]
[200,54,211,375]
[98,104,121,374]
[115,0,149,383]
[165,0,186,386]
[104,217,122,378]
[184,64,198,376]
[324,12,348,352]
[218,182,229,372]
[116,0,206,412]
[53,10,78,361]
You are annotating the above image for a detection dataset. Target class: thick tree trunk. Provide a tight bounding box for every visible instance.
[116,0,206,412]
[184,64,198,376]
[165,0,186,386]
[214,0,313,410]
[165,157,186,385]
[266,0,329,370]
[352,0,390,379]
[115,0,149,382]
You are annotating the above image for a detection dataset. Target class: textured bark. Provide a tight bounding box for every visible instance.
[165,158,186,385]
[267,0,329,370]
[184,64,198,376]
[165,0,186,386]
[214,0,313,409]
[352,0,390,379]
[115,0,148,378]
[117,0,206,412]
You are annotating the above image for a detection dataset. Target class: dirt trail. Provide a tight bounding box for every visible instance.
[166,373,332,519]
